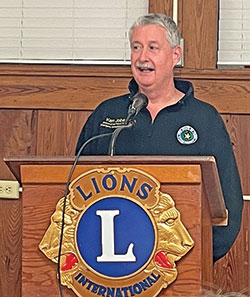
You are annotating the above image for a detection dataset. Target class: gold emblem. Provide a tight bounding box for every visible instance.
[39,168,194,297]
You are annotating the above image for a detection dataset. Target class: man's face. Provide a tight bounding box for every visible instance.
[130,24,181,92]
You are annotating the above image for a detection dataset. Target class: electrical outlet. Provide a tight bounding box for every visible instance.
[0,180,20,199]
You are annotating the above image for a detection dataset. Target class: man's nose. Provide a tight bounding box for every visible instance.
[139,48,149,61]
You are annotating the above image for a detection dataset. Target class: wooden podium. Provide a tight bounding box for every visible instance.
[5,155,227,297]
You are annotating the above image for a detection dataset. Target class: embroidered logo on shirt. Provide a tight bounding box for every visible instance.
[176,125,198,144]
[100,117,126,129]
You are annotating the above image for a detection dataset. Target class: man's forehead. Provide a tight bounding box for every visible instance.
[131,25,167,42]
[132,24,165,34]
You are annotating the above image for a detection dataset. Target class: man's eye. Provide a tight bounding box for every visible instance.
[149,45,159,51]
[133,45,141,51]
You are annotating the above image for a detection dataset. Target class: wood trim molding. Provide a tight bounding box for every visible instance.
[1,65,250,114]
[1,64,250,80]
[174,68,250,81]
[149,0,173,16]
[0,64,132,78]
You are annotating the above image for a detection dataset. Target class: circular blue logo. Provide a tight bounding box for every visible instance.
[76,197,155,278]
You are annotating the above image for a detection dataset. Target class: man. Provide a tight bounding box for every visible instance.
[75,13,243,262]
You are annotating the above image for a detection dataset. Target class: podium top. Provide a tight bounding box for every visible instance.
[4,155,227,225]
[5,155,217,179]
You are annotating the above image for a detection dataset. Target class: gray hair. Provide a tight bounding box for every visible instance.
[129,13,181,48]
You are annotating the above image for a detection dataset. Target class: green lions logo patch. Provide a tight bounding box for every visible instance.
[177,125,198,145]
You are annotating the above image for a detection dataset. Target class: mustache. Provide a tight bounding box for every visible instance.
[135,62,155,70]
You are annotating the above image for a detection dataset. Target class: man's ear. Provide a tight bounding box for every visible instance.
[172,45,182,66]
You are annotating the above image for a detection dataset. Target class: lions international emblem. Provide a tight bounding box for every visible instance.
[39,168,194,297]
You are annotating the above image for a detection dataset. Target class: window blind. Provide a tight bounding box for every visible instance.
[0,0,148,65]
[218,0,250,66]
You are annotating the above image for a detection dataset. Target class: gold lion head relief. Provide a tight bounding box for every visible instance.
[147,192,194,286]
[39,196,81,287]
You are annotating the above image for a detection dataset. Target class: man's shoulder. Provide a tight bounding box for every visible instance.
[176,79,220,117]
[191,96,220,116]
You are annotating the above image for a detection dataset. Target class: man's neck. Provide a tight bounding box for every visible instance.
[139,82,184,121]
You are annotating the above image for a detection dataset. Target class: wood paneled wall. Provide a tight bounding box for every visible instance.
[0,0,249,296]
[0,66,249,297]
